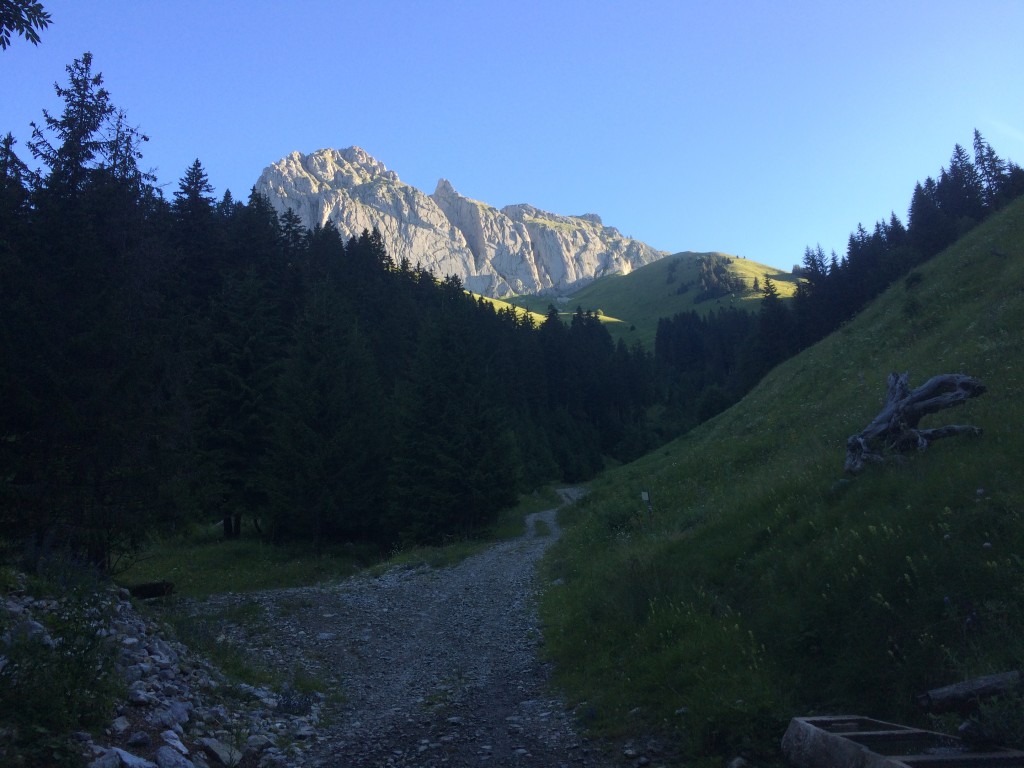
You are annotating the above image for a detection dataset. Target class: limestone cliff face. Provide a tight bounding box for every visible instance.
[500,204,662,292]
[255,147,666,297]
[430,179,542,295]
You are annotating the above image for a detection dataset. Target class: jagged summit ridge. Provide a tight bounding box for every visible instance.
[255,147,666,297]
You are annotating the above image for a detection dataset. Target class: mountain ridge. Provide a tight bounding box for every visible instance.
[255,147,667,297]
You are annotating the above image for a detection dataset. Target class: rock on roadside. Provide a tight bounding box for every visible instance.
[1,574,317,768]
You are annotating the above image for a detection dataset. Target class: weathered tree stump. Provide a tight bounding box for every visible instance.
[845,372,985,473]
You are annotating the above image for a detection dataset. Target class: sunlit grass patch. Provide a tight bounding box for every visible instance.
[512,251,797,348]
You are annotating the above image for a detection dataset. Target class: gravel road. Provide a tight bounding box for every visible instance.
[193,488,617,767]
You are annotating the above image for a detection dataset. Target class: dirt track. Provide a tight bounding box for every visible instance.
[192,488,616,767]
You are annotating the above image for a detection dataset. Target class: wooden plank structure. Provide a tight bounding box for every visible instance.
[782,716,1024,768]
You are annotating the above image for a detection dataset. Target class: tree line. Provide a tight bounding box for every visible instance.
[653,131,1024,432]
[0,54,659,568]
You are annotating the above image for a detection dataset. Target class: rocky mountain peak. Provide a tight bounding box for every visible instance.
[255,147,667,297]
[337,145,396,180]
[433,178,460,198]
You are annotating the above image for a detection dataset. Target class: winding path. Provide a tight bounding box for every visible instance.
[196,488,613,766]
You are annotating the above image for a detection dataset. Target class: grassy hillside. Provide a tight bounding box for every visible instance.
[540,198,1024,762]
[512,252,799,348]
[471,293,551,326]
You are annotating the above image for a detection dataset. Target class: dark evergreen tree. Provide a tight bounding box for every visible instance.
[694,253,746,302]
[908,178,956,258]
[217,188,241,219]
[538,306,570,413]
[935,143,985,231]
[387,320,475,544]
[28,53,116,197]
[972,129,1024,209]
[269,308,389,546]
[793,245,834,346]
[279,207,307,261]
[192,263,289,539]
[171,159,222,301]
[973,130,1007,209]
[4,53,163,570]
[173,159,215,226]
[738,277,792,390]
[0,133,32,221]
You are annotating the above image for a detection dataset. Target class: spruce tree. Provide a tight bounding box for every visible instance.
[908,178,955,258]
[6,53,161,569]
[193,263,289,539]
[936,143,985,228]
[28,53,114,197]
[174,159,215,219]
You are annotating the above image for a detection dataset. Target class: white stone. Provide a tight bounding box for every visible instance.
[89,751,122,768]
[154,746,195,768]
[245,734,274,753]
[161,729,189,755]
[111,747,158,768]
[199,737,242,766]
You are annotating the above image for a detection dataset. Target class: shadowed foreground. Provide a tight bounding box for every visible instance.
[192,489,616,767]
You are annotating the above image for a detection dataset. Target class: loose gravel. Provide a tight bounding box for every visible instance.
[190,488,619,767]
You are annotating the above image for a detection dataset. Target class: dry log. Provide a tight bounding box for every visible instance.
[845,372,985,473]
[916,671,1023,714]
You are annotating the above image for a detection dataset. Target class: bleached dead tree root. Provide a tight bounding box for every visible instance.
[844,372,986,473]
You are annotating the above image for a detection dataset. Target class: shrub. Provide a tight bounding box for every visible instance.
[0,570,123,765]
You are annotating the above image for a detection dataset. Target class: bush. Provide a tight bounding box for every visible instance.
[0,571,123,765]
[967,694,1024,750]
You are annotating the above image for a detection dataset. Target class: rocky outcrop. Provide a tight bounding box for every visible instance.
[1,578,320,768]
[430,179,541,295]
[257,147,480,288]
[255,147,666,297]
[500,204,661,292]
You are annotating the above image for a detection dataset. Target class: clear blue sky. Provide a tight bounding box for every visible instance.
[3,0,1023,270]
